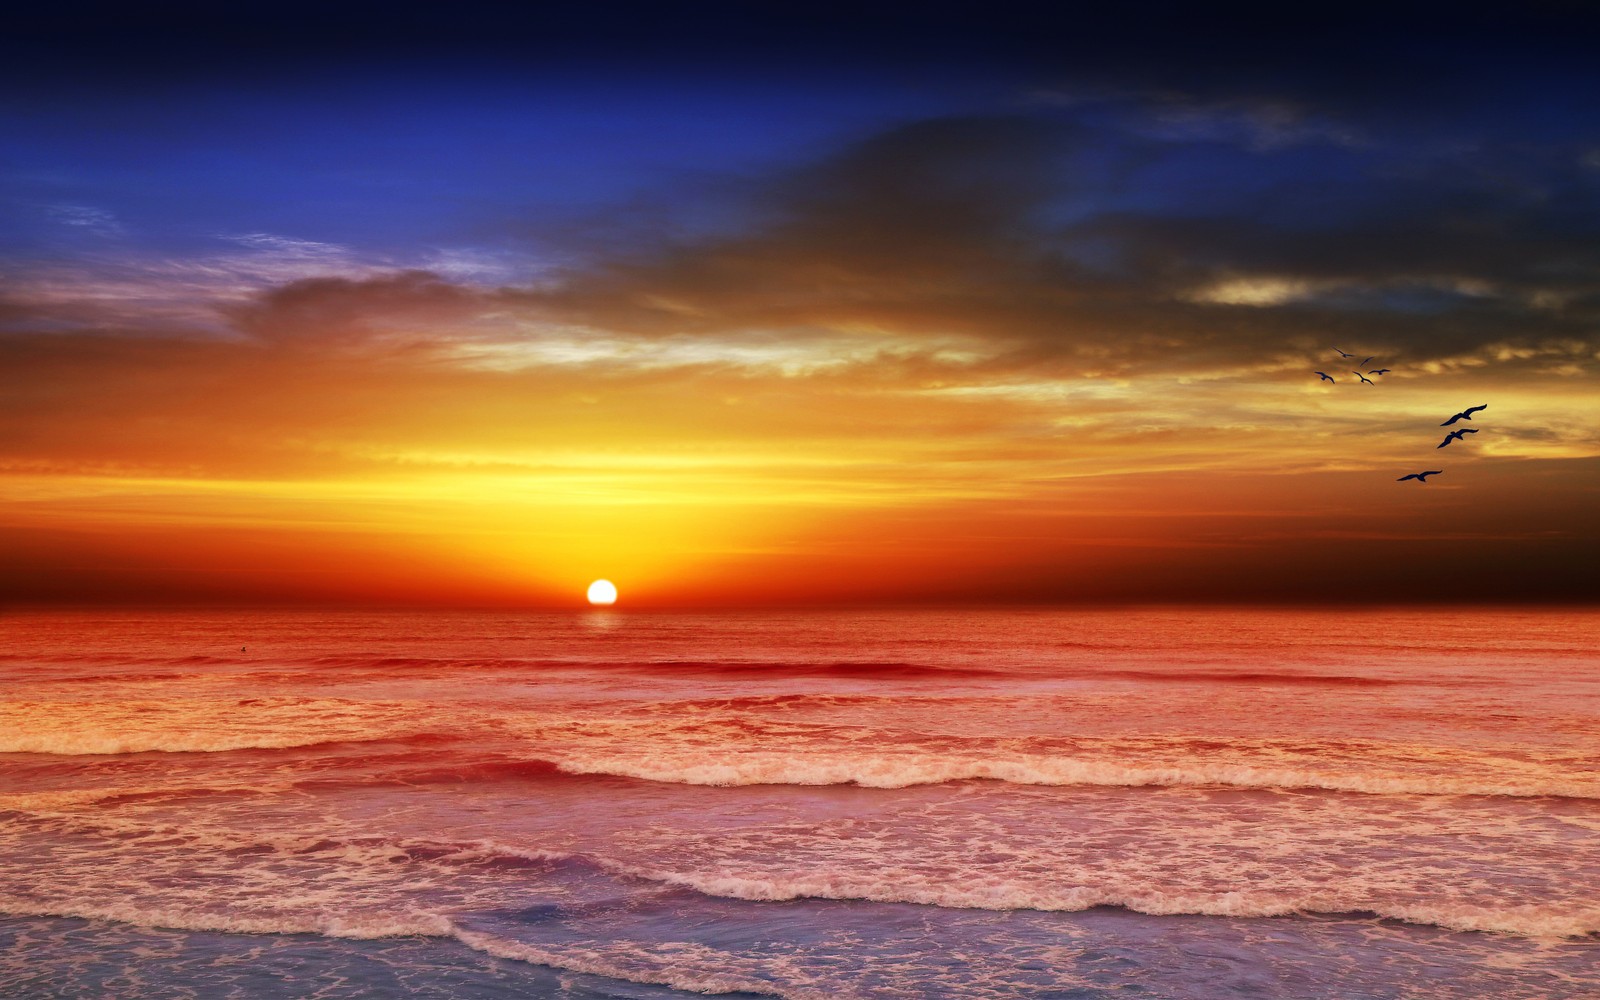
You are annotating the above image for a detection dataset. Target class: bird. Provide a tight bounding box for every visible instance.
[1315,371,1336,382]
[1359,356,1375,366]
[1369,368,1391,375]
[1397,471,1443,482]
[1353,371,1374,384]
[1437,428,1479,448]
[1334,348,1354,358]
[1440,404,1488,426]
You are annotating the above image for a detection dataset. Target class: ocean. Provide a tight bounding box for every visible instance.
[2,607,1597,998]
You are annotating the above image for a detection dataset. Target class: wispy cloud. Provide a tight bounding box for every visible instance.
[44,203,125,237]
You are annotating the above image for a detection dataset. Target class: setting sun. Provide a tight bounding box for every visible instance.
[586,579,618,606]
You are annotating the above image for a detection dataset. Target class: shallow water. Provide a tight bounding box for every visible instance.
[3,607,1598,998]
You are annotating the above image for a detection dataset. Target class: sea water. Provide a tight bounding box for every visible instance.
[2,607,1597,998]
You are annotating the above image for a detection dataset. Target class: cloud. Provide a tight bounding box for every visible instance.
[45,203,124,237]
[499,112,1600,385]
[0,233,390,334]
[224,269,488,348]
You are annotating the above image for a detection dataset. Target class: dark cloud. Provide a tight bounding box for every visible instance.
[225,270,486,349]
[510,111,1600,377]
[525,117,1095,336]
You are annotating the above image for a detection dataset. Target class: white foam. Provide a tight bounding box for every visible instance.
[0,897,808,999]
[0,895,454,939]
[607,866,1600,939]
[548,750,1600,799]
[6,806,1597,945]
[451,929,815,999]
[437,837,1600,940]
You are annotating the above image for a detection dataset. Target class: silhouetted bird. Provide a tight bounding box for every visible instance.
[1315,371,1336,382]
[1437,428,1479,448]
[1370,368,1391,375]
[1359,356,1374,366]
[1440,404,1487,426]
[1334,348,1354,358]
[1397,471,1443,482]
[1353,371,1374,384]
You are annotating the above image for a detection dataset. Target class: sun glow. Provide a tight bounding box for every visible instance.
[586,579,618,605]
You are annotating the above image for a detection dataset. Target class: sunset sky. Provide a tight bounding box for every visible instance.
[3,5,1597,607]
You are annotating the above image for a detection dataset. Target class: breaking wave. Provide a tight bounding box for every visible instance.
[544,751,1600,799]
[0,897,806,999]
[7,826,1595,941]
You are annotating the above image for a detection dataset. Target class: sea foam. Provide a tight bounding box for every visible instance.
[546,750,1600,799]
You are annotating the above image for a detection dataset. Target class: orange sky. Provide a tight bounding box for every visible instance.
[3,67,1598,607]
[3,295,1595,607]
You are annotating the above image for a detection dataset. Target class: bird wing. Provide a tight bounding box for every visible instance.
[1440,413,1462,426]
[1397,474,1417,481]
[1462,428,1479,434]
[1436,437,1452,448]
[1466,404,1487,415]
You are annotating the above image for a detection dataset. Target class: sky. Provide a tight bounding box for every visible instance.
[2,3,1598,607]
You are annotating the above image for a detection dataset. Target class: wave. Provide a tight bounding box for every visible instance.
[446,840,1600,939]
[0,695,454,756]
[8,742,1588,800]
[11,651,1420,687]
[449,928,808,998]
[0,759,594,816]
[13,651,1005,680]
[381,758,569,784]
[637,660,1004,679]
[0,895,456,940]
[1093,669,1402,687]
[546,751,1600,799]
[607,864,1600,940]
[6,813,1596,941]
[0,894,806,999]
[0,786,192,811]
[0,729,459,756]
[1,654,238,667]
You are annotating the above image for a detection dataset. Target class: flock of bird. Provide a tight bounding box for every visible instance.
[1312,349,1489,483]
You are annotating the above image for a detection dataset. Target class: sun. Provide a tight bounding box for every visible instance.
[586,579,618,606]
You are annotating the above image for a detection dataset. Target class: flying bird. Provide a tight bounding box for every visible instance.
[1315,371,1336,382]
[1437,428,1479,448]
[1397,471,1443,482]
[1440,404,1488,426]
[1334,348,1355,358]
[1353,371,1374,384]
[1370,368,1391,375]
[1360,356,1374,366]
